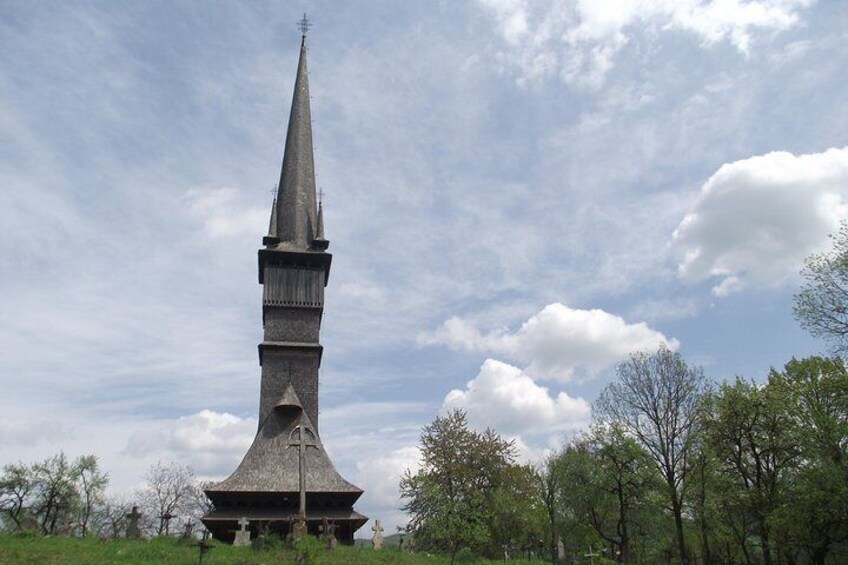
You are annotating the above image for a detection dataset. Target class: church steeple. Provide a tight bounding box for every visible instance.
[270,34,321,251]
[204,23,365,545]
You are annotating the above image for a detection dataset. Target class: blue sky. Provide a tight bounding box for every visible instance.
[2,0,846,533]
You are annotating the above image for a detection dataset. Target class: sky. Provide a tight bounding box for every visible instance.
[1,0,847,535]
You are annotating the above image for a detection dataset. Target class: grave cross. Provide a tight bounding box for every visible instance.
[287,423,319,517]
[159,511,175,536]
[237,517,249,533]
[584,546,599,565]
[197,529,213,565]
[125,506,142,539]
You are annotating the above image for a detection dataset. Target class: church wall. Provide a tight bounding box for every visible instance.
[259,348,321,431]
[263,307,322,342]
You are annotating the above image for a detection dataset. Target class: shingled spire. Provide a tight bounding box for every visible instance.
[272,35,320,251]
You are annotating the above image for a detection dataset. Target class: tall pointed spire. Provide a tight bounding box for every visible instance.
[272,34,320,251]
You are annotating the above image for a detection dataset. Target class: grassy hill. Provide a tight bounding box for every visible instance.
[0,534,551,564]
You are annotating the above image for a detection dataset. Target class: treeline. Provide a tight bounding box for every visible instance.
[400,350,848,565]
[0,457,208,538]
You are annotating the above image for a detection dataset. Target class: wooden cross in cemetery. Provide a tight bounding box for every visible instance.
[196,529,213,564]
[585,546,599,565]
[159,511,175,536]
[287,423,319,518]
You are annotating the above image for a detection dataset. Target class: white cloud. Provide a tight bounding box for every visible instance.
[422,302,678,380]
[673,147,848,296]
[125,410,255,476]
[355,446,421,531]
[444,359,590,435]
[479,0,812,86]
[185,187,267,238]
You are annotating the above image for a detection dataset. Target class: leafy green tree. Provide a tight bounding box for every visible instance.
[538,451,566,563]
[400,409,517,563]
[769,356,848,564]
[590,423,658,564]
[0,453,109,536]
[548,437,599,556]
[594,346,707,565]
[488,464,545,558]
[702,378,800,565]
[794,222,848,352]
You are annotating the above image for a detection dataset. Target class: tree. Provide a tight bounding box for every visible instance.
[136,461,200,536]
[0,462,34,531]
[769,356,848,564]
[702,378,800,565]
[489,464,545,558]
[400,409,517,563]
[31,453,80,535]
[590,424,658,564]
[538,452,565,563]
[74,455,108,536]
[94,495,133,539]
[794,222,848,352]
[594,346,707,565]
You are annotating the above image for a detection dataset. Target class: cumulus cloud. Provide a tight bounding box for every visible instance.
[421,302,678,380]
[479,0,812,86]
[355,446,421,512]
[673,147,848,296]
[443,359,590,435]
[125,410,255,476]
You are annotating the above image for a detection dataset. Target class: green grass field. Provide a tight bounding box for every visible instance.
[0,534,553,564]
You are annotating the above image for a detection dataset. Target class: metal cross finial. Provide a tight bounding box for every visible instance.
[297,13,312,36]
[318,187,325,204]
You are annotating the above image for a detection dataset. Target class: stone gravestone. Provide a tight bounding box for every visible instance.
[557,537,566,562]
[233,517,251,547]
[125,506,142,539]
[371,519,384,550]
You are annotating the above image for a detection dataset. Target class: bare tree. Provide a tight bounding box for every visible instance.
[594,346,707,565]
[136,461,199,536]
[0,462,34,531]
[95,495,133,538]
